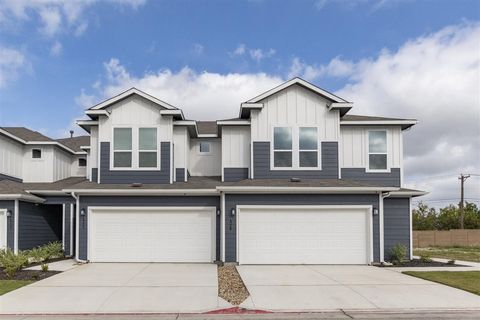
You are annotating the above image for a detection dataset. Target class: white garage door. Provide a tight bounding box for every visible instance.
[88,207,215,262]
[238,206,372,265]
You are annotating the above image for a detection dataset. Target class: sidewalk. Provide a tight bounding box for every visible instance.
[386,256,480,273]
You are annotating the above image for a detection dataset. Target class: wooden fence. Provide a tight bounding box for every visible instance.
[413,229,480,248]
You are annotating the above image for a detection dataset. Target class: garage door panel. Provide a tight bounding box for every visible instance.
[238,207,370,265]
[89,208,214,263]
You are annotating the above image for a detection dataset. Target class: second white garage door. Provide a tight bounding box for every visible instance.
[237,205,372,265]
[88,207,216,262]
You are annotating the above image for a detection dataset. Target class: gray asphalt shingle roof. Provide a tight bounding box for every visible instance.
[0,127,53,142]
[196,121,218,135]
[56,136,90,152]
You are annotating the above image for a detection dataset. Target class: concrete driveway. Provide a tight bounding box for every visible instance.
[0,263,231,314]
[237,265,480,312]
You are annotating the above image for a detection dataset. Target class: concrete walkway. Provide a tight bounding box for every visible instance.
[24,259,80,272]
[386,256,480,272]
[237,265,480,312]
[0,263,231,314]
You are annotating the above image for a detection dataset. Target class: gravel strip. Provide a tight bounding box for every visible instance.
[218,265,250,306]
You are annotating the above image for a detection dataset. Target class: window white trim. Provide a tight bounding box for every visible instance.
[110,126,161,171]
[366,129,390,173]
[197,142,212,155]
[270,125,322,170]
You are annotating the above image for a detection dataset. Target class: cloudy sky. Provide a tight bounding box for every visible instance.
[0,0,479,207]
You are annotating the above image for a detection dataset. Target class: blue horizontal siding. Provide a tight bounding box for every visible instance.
[224,168,249,182]
[341,168,401,187]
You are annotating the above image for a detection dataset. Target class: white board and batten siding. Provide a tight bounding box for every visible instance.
[0,134,23,180]
[98,95,173,142]
[189,138,221,176]
[251,84,340,142]
[89,126,99,175]
[221,126,250,169]
[340,126,403,169]
[53,147,71,181]
[173,126,189,179]
[71,155,87,177]
[22,145,54,182]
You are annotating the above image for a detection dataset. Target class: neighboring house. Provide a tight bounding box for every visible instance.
[0,78,426,265]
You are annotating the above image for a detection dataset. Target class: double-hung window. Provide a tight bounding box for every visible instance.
[139,128,157,168]
[113,127,158,169]
[273,126,320,169]
[273,127,293,167]
[299,127,318,167]
[113,128,132,168]
[368,130,387,170]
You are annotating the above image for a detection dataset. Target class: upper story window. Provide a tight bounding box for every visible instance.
[32,149,42,159]
[113,128,132,168]
[273,127,292,167]
[139,128,157,168]
[199,142,211,154]
[273,126,320,169]
[113,127,158,169]
[368,130,387,170]
[78,158,87,167]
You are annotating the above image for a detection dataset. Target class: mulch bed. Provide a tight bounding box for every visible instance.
[380,259,466,268]
[0,268,61,281]
[218,265,250,306]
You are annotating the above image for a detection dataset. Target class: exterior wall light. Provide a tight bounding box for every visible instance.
[6,210,12,217]
[80,208,86,216]
[373,208,379,215]
[231,208,236,216]
[216,209,221,216]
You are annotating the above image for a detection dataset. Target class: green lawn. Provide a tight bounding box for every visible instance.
[0,280,33,295]
[414,246,480,263]
[404,271,480,295]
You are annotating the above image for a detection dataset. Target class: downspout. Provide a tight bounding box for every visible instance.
[14,199,19,254]
[379,191,391,262]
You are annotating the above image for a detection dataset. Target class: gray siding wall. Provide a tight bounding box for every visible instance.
[43,196,75,205]
[0,173,22,183]
[224,194,380,263]
[0,200,15,249]
[341,168,401,187]
[224,168,249,182]
[175,168,185,182]
[91,168,98,182]
[78,196,220,261]
[99,142,170,184]
[384,197,411,260]
[18,202,62,250]
[253,142,338,179]
[64,204,72,256]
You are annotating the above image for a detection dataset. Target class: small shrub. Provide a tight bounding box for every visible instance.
[28,247,47,264]
[447,259,456,265]
[0,249,29,279]
[42,241,64,260]
[389,244,407,265]
[41,263,49,272]
[419,253,432,263]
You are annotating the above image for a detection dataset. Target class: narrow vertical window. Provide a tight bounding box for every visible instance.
[113,128,132,168]
[368,131,387,170]
[138,128,158,168]
[299,127,318,167]
[273,127,292,167]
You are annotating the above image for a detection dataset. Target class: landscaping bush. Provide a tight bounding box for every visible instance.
[42,241,63,260]
[447,259,456,265]
[26,241,64,272]
[419,253,432,263]
[389,244,407,265]
[0,249,29,279]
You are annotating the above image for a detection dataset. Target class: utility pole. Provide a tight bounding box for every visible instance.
[459,173,470,229]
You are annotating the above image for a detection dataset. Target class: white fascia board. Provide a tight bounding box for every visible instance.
[75,151,88,155]
[197,134,218,138]
[0,128,27,144]
[217,120,251,126]
[85,110,109,117]
[173,120,197,126]
[389,190,429,197]
[240,103,263,109]
[340,120,418,126]
[246,78,347,103]
[328,102,354,110]
[25,190,69,196]
[25,141,76,154]
[160,109,185,120]
[216,186,399,193]
[80,145,91,149]
[0,194,45,203]
[76,120,99,125]
[61,188,219,196]
[89,88,178,111]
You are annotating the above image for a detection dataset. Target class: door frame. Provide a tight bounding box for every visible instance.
[87,206,217,262]
[236,205,373,265]
[0,209,7,249]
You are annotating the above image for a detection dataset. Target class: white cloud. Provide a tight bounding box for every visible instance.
[193,43,204,55]
[80,58,282,120]
[0,0,147,37]
[288,56,355,80]
[50,40,63,56]
[232,43,246,56]
[332,22,480,206]
[0,46,27,88]
[249,48,275,62]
